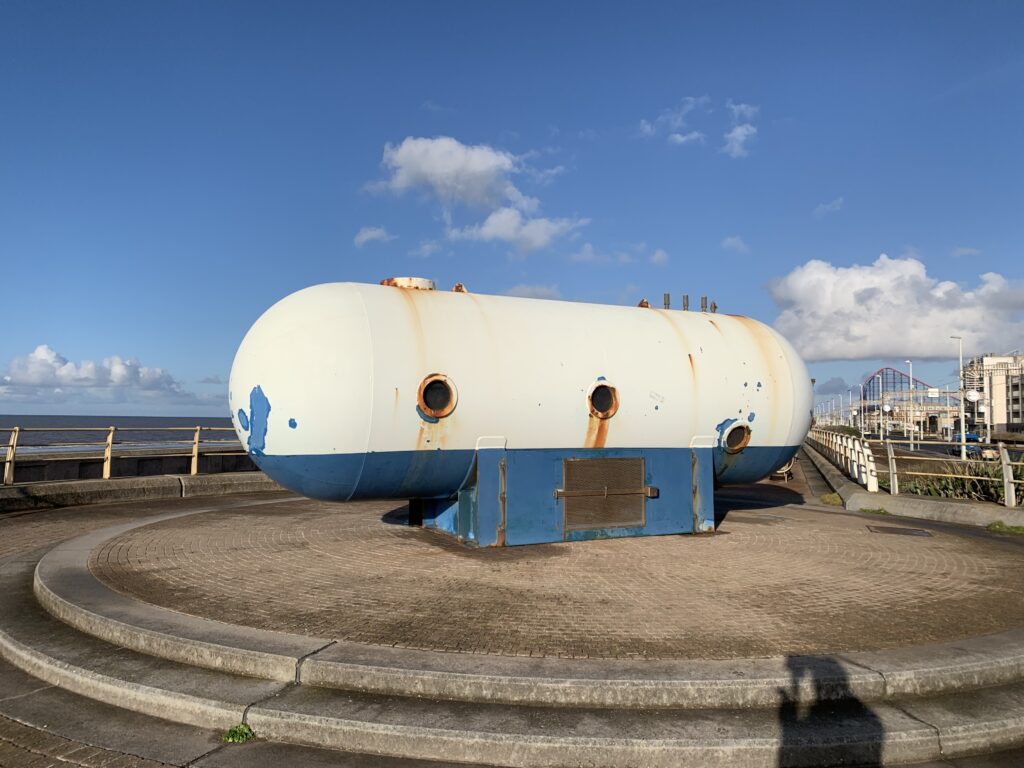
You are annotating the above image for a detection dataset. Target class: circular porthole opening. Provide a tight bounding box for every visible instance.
[418,374,457,419]
[588,382,619,419]
[724,424,752,454]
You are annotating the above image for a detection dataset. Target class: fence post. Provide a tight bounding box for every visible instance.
[3,427,19,486]
[102,427,116,480]
[999,442,1017,509]
[886,439,899,495]
[190,426,202,476]
[863,441,879,493]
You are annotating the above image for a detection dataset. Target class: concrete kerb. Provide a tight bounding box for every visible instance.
[28,506,1024,711]
[802,443,1024,528]
[0,472,284,513]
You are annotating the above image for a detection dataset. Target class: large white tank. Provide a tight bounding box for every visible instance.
[229,279,813,504]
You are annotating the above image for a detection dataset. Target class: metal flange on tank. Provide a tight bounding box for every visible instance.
[229,277,813,546]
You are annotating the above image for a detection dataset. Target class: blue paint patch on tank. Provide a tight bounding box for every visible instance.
[416,405,440,424]
[237,409,249,431]
[747,412,756,422]
[288,418,297,429]
[714,417,738,444]
[246,386,271,456]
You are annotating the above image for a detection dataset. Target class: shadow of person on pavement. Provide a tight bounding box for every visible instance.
[778,655,883,767]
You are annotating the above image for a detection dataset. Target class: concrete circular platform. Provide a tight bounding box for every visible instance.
[88,484,1024,660]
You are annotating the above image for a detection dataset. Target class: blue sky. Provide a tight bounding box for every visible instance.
[2,1,1022,415]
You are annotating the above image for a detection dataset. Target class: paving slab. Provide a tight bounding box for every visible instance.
[89,492,1024,659]
[0,659,219,766]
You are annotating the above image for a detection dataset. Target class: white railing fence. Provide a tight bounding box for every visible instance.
[806,428,1021,508]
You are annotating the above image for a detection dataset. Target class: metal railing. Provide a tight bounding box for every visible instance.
[2,426,245,486]
[806,428,880,493]
[807,427,1022,508]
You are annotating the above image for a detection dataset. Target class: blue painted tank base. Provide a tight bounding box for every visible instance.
[253,445,800,547]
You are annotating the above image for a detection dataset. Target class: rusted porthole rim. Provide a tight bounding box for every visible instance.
[417,373,458,419]
[587,381,619,420]
[724,423,752,454]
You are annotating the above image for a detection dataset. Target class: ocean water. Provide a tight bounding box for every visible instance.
[0,415,238,452]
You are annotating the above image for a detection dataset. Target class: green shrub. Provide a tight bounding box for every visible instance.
[898,460,1023,506]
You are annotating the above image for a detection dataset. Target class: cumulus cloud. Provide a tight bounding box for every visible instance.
[650,248,669,265]
[722,124,757,158]
[726,100,759,123]
[376,136,537,212]
[814,197,844,218]
[503,284,563,300]
[199,375,223,385]
[770,254,1024,361]
[721,235,750,253]
[448,207,588,252]
[1,345,214,406]
[638,97,709,142]
[353,226,395,247]
[721,100,759,158]
[372,135,581,253]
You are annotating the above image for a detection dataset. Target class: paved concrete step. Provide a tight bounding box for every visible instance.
[244,680,1024,768]
[34,518,1024,710]
[0,556,288,731]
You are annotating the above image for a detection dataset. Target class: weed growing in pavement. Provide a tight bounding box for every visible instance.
[820,493,843,506]
[987,520,1024,536]
[222,724,254,743]
[859,508,889,515]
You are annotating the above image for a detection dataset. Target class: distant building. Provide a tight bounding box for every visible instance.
[963,353,1024,434]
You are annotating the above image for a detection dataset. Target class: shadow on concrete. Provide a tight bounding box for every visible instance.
[379,505,411,526]
[714,483,806,526]
[778,655,882,767]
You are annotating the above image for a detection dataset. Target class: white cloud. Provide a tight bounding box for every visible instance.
[353,226,395,247]
[410,240,440,258]
[722,124,757,158]
[727,100,759,123]
[448,207,588,252]
[376,136,536,212]
[814,197,844,218]
[770,254,1024,361]
[667,131,705,145]
[504,284,562,300]
[1,345,213,406]
[569,242,634,264]
[952,246,981,258]
[651,248,669,265]
[638,97,709,141]
[721,235,750,253]
[721,99,759,158]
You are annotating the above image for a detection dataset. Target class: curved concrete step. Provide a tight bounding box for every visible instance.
[35,518,1024,709]
[7,552,1024,767]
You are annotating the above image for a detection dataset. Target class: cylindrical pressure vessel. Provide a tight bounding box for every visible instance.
[229,280,812,501]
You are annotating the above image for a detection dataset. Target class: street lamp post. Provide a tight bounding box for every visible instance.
[951,336,967,461]
[905,359,914,451]
[859,383,865,434]
[877,373,885,440]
